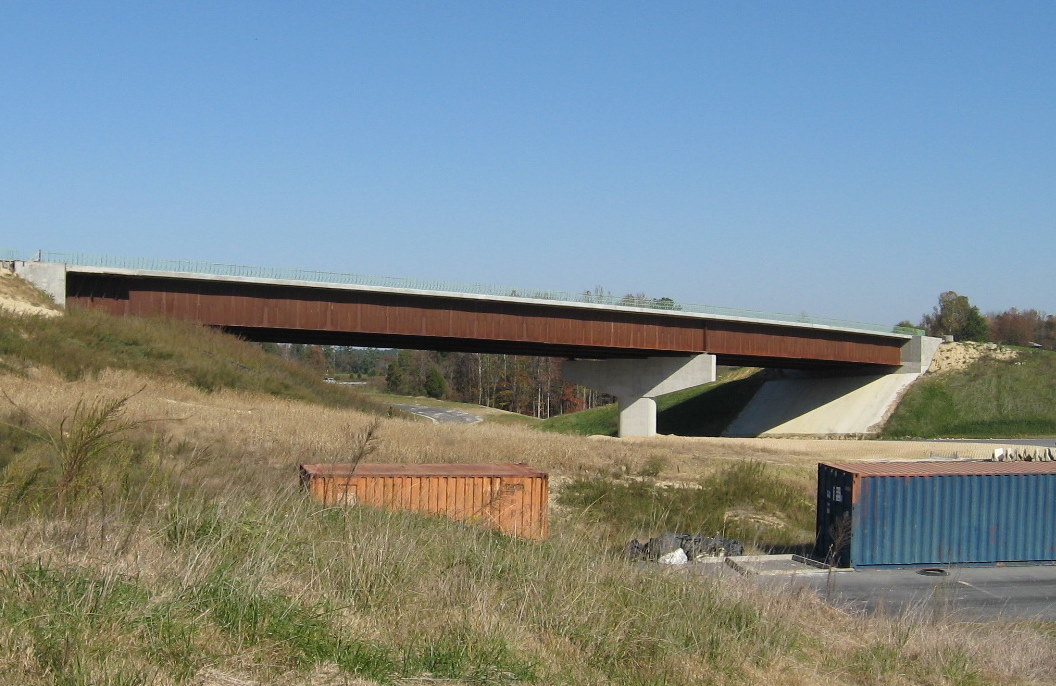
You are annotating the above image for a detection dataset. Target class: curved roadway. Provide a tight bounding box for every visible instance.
[391,404,483,424]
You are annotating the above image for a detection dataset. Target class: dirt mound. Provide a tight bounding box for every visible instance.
[0,267,61,317]
[927,341,1017,374]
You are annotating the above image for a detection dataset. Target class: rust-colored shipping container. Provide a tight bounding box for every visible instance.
[299,462,548,540]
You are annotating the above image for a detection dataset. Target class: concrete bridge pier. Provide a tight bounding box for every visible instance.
[563,354,717,437]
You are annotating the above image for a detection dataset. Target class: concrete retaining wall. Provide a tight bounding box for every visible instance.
[12,261,67,307]
[722,371,920,437]
[724,336,942,437]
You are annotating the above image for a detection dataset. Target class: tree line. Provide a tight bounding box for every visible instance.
[264,343,610,418]
[383,350,610,417]
[262,343,392,378]
[909,291,1056,348]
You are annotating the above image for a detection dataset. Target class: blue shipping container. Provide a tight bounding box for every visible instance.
[815,461,1056,568]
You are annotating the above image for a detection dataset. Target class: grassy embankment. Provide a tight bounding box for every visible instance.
[558,460,815,553]
[0,306,392,415]
[884,347,1056,438]
[538,368,766,437]
[1,290,1054,684]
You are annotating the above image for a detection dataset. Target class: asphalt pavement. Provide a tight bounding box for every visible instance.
[924,438,1056,449]
[391,404,483,424]
[767,565,1056,621]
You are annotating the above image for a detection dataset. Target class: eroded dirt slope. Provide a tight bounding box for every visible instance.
[0,268,61,317]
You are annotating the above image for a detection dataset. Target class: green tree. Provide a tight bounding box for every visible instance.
[619,293,649,307]
[424,366,447,399]
[385,353,408,394]
[386,350,433,395]
[921,291,989,342]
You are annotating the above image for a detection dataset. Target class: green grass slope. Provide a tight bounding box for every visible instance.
[537,368,765,436]
[883,347,1056,438]
[558,460,816,551]
[0,307,389,413]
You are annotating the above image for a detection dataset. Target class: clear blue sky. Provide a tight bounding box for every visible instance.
[3,2,1053,327]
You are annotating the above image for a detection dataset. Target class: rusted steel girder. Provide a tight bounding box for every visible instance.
[65,272,904,367]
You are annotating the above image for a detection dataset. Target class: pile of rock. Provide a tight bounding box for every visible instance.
[928,341,1018,374]
[992,447,1056,462]
[626,532,744,565]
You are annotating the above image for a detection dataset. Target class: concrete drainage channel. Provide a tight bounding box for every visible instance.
[627,532,831,576]
[725,554,830,576]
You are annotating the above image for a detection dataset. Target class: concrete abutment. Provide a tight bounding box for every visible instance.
[12,260,67,307]
[566,336,941,439]
[723,335,943,437]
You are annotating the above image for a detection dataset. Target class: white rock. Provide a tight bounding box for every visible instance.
[658,548,688,565]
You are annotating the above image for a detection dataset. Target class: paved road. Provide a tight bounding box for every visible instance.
[770,565,1056,621]
[391,404,483,424]
[924,438,1056,449]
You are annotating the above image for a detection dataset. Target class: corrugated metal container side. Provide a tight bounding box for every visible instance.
[816,461,1056,568]
[299,463,548,540]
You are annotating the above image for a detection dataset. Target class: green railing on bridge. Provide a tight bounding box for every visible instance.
[3,249,924,336]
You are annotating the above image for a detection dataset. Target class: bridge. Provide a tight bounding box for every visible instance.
[10,252,937,438]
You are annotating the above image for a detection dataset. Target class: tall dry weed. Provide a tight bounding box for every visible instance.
[1,388,158,514]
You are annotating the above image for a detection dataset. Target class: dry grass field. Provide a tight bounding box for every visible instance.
[1,365,1053,686]
[2,366,999,473]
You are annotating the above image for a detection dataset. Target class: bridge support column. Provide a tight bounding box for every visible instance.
[563,354,716,438]
[617,396,658,438]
